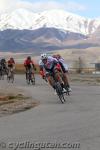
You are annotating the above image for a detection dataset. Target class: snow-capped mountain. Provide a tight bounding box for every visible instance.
[0,9,100,52]
[0,9,100,35]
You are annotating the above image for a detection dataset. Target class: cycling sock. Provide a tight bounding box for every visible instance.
[67,84,70,88]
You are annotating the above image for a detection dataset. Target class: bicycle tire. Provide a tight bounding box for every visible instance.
[26,72,34,85]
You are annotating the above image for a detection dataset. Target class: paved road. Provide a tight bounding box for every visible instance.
[0,75,100,150]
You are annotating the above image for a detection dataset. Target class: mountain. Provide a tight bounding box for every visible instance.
[0,9,100,52]
[0,28,88,52]
[0,9,100,35]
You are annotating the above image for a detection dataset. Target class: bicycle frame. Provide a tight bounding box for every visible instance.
[7,67,14,83]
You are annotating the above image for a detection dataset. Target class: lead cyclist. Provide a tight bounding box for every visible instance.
[52,54,72,92]
[39,53,67,93]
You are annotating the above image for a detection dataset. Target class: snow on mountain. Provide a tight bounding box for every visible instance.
[0,9,100,35]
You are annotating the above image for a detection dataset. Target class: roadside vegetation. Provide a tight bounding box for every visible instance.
[0,93,39,117]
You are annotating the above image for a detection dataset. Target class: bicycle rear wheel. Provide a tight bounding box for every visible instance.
[64,85,70,96]
[7,70,11,82]
[26,72,33,85]
[7,72,14,83]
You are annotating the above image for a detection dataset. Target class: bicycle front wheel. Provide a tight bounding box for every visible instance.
[55,82,65,103]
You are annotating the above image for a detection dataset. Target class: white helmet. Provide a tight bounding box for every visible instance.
[41,53,47,60]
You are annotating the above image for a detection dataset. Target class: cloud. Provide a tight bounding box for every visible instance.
[0,0,87,13]
[0,0,18,13]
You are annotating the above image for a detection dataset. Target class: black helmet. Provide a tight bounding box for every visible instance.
[10,57,14,61]
[1,58,6,63]
[27,56,31,60]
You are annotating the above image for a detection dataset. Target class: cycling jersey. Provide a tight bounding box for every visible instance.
[24,59,34,66]
[24,59,36,71]
[39,56,58,71]
[52,55,69,72]
[8,60,15,68]
[58,58,69,72]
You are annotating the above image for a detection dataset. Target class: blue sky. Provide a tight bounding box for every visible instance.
[26,0,100,18]
[0,0,100,18]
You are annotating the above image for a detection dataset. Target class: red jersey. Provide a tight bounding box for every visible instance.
[8,60,15,65]
[24,59,34,66]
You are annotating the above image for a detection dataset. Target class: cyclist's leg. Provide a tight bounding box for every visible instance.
[62,72,70,87]
[47,74,55,89]
[31,68,34,79]
[25,67,28,79]
[54,70,69,93]
[54,71,64,88]
[62,71,72,92]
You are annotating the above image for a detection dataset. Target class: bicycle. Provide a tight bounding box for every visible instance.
[26,68,35,85]
[54,70,67,103]
[47,68,67,103]
[7,68,14,83]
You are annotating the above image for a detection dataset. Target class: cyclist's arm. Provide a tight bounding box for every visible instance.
[39,65,45,78]
[31,61,36,70]
[24,60,28,69]
[59,61,66,73]
[32,64,36,70]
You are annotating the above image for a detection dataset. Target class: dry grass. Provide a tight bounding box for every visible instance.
[15,64,25,73]
[0,93,39,117]
[15,64,40,74]
[70,74,100,85]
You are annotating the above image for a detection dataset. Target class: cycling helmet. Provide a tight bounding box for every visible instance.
[10,57,14,61]
[52,54,57,58]
[56,54,61,59]
[41,53,47,60]
[1,58,6,62]
[27,56,31,60]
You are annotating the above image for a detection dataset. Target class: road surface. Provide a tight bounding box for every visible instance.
[0,75,100,150]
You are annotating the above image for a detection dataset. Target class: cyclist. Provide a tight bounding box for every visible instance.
[52,54,72,92]
[24,56,36,79]
[39,53,66,93]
